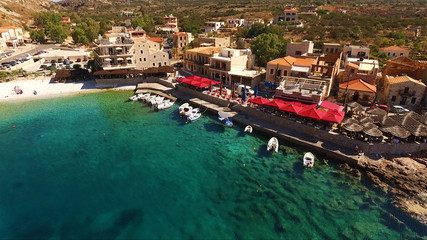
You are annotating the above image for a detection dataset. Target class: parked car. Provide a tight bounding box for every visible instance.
[370,104,389,111]
[40,64,48,69]
[22,54,33,61]
[58,59,63,63]
[390,105,410,113]
[235,84,255,96]
[174,62,183,68]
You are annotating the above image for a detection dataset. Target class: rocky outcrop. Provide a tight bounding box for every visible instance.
[356,150,427,225]
[0,0,55,26]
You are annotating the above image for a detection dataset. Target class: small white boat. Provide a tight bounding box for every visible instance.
[267,137,279,152]
[303,152,315,168]
[244,125,253,133]
[185,108,199,117]
[150,96,165,105]
[129,95,139,101]
[156,100,174,110]
[179,103,192,116]
[187,109,201,122]
[139,93,151,101]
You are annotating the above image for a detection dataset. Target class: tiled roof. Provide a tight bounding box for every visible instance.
[147,37,163,43]
[380,46,409,52]
[173,32,188,36]
[269,56,314,67]
[0,26,21,30]
[284,8,298,12]
[388,75,426,86]
[339,79,376,93]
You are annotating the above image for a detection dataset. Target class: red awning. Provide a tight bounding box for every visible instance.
[320,101,343,111]
[248,97,270,105]
[298,107,328,120]
[265,98,288,108]
[177,76,220,88]
[279,103,304,114]
[321,110,345,123]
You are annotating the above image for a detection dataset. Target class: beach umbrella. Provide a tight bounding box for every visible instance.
[298,107,327,120]
[242,86,246,102]
[363,127,383,137]
[265,98,287,108]
[361,122,378,129]
[342,118,359,125]
[320,101,343,111]
[322,111,345,123]
[359,116,374,124]
[249,96,270,105]
[254,85,258,97]
[381,126,411,139]
[348,102,363,109]
[352,105,365,113]
[343,123,363,132]
[366,107,387,116]
[279,103,304,114]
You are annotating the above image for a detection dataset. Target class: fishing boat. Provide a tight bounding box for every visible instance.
[187,108,201,122]
[267,137,279,152]
[244,125,253,133]
[218,111,233,127]
[303,152,315,168]
[179,103,192,116]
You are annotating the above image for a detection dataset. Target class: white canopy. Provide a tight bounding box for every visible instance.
[117,57,124,61]
[359,63,374,71]
[126,57,133,60]
[104,58,112,61]
[218,111,234,119]
[116,47,123,50]
[291,65,310,73]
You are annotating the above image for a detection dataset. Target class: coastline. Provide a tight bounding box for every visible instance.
[0,77,134,103]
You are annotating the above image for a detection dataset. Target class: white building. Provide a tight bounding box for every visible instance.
[226,19,245,27]
[205,22,224,33]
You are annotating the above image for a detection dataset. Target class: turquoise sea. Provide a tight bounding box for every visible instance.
[0,91,425,240]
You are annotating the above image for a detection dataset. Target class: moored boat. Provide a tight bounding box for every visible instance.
[218,111,233,127]
[187,108,201,122]
[267,137,279,152]
[303,152,315,168]
[156,99,174,110]
[244,125,253,133]
[179,103,192,116]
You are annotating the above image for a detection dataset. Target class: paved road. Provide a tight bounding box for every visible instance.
[1,44,58,64]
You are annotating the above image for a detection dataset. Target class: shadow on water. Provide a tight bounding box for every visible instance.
[256,145,270,158]
[236,131,246,138]
[204,122,224,133]
[292,161,304,175]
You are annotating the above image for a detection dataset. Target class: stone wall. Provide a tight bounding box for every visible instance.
[176,85,229,107]
[232,105,425,155]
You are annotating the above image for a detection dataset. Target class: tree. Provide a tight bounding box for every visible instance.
[131,15,155,33]
[73,64,81,70]
[71,28,89,45]
[30,30,46,43]
[247,22,266,38]
[235,39,247,49]
[251,33,281,67]
[0,71,7,80]
[45,23,68,43]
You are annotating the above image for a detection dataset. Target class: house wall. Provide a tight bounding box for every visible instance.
[286,40,314,57]
[343,45,370,58]
[383,78,426,106]
[342,63,378,85]
[265,63,291,83]
[323,44,342,54]
[379,49,409,58]
[134,40,169,70]
[337,88,375,105]
[198,37,230,48]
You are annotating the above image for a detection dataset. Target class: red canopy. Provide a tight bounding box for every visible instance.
[265,98,288,108]
[298,107,328,120]
[321,111,345,123]
[177,76,220,88]
[249,97,270,105]
[279,103,304,113]
[320,101,343,111]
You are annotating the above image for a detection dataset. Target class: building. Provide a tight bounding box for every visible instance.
[323,43,342,55]
[226,19,245,28]
[209,48,263,88]
[382,56,427,85]
[379,46,410,59]
[61,17,71,23]
[172,32,193,50]
[243,18,264,28]
[381,75,426,107]
[198,36,230,48]
[270,54,342,104]
[184,47,222,77]
[338,79,376,105]
[0,30,9,52]
[274,6,299,23]
[158,14,178,33]
[132,29,170,70]
[204,22,224,33]
[0,26,24,47]
[286,40,314,57]
[342,58,379,85]
[343,44,370,60]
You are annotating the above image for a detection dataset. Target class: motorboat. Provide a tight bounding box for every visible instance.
[140,93,151,102]
[150,96,164,106]
[267,137,279,152]
[187,108,201,122]
[129,95,139,101]
[218,111,233,127]
[303,152,315,168]
[185,108,199,117]
[244,125,253,133]
[179,103,193,116]
[156,99,174,110]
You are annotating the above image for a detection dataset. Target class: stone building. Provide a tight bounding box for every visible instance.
[338,79,376,105]
[184,47,223,76]
[323,43,342,55]
[380,75,426,107]
[286,40,314,57]
[198,36,230,48]
[342,58,379,85]
[379,46,410,59]
[274,6,299,23]
[172,32,193,50]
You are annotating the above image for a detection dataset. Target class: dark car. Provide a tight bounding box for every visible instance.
[40,64,48,69]
[51,60,57,64]
[9,61,16,66]
[58,59,63,63]
[174,62,183,68]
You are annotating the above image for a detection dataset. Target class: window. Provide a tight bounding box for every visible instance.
[350,69,355,74]
[295,51,302,55]
[139,58,142,62]
[325,48,329,52]
[284,70,288,76]
[404,87,409,93]
[141,50,143,54]
[270,69,274,75]
[153,63,155,66]
[164,62,167,65]
[393,53,396,56]
[411,97,416,104]
[154,56,156,58]
[388,52,390,56]
[277,69,281,76]
[400,53,403,56]
[391,96,396,102]
[144,58,146,61]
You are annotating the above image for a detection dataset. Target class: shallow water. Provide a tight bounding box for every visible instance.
[0,91,425,239]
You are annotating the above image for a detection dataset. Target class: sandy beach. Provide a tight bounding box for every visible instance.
[0,77,134,103]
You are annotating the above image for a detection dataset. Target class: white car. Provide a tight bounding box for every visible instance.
[390,105,410,113]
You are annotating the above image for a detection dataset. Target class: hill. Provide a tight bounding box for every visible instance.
[0,0,57,27]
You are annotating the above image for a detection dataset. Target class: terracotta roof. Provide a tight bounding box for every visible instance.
[284,8,299,12]
[0,30,8,33]
[173,32,188,36]
[186,47,222,55]
[380,46,409,52]
[388,75,426,86]
[339,79,376,93]
[0,26,21,30]
[269,56,314,67]
[147,37,163,43]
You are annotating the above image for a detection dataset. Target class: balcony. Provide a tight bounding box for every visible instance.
[398,89,416,97]
[102,63,136,70]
